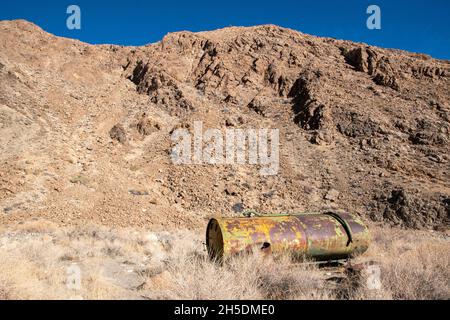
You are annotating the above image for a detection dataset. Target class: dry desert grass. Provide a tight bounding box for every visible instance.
[0,220,448,300]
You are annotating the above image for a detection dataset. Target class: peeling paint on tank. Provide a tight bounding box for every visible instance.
[206,212,370,261]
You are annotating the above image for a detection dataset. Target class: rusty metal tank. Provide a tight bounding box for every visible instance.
[206,212,370,261]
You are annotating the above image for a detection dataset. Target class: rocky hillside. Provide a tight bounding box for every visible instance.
[0,20,449,229]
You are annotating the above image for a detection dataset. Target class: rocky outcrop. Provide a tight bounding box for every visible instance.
[343,47,400,90]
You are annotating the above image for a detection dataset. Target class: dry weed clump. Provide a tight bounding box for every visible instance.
[0,220,448,300]
[381,242,449,299]
[142,248,333,300]
[348,225,450,300]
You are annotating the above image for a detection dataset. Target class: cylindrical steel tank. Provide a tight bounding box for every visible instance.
[206,212,370,261]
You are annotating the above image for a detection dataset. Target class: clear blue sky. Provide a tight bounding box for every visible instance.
[1,0,449,60]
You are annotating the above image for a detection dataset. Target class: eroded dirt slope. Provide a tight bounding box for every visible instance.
[0,20,449,229]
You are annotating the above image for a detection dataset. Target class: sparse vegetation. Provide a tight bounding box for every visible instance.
[69,175,89,186]
[129,164,141,172]
[366,226,450,300]
[0,220,448,300]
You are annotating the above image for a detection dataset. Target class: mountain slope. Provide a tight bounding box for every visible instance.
[0,20,449,229]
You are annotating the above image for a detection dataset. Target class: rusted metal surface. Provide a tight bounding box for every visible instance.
[206,212,370,261]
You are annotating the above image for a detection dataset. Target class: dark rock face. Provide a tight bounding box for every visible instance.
[372,188,449,229]
[343,47,400,90]
[109,124,127,144]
